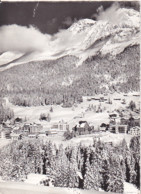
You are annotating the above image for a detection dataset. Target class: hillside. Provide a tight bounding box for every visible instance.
[0,45,139,106]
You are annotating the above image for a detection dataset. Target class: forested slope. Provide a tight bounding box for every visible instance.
[0,45,139,106]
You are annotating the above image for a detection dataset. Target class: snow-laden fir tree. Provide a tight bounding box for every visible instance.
[84,154,101,190]
[106,153,124,193]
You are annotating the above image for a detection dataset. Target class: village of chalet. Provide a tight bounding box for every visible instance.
[0,93,140,142]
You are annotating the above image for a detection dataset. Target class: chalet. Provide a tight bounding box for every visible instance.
[127,117,140,131]
[0,129,11,139]
[58,120,69,131]
[110,116,127,133]
[0,125,12,139]
[128,126,140,136]
[51,121,70,131]
[120,118,128,125]
[72,121,93,135]
[22,123,43,134]
[120,116,139,125]
[100,123,109,131]
[51,123,58,129]
[109,112,121,125]
[109,124,127,134]
[24,173,55,187]
[134,118,140,127]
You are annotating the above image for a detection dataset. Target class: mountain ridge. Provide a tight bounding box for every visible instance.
[0,7,139,71]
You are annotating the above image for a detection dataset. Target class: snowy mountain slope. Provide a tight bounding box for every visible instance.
[0,7,140,71]
[0,45,139,106]
[69,19,96,34]
[0,51,23,66]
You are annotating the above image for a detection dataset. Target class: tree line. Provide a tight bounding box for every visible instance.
[0,99,14,124]
[0,136,140,193]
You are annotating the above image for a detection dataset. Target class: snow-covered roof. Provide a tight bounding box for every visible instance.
[80,123,86,128]
[76,122,87,128]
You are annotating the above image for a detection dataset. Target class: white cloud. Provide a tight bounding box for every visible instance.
[51,29,86,54]
[0,4,139,59]
[94,2,140,28]
[62,17,77,27]
[0,23,86,59]
[94,3,125,25]
[0,25,51,53]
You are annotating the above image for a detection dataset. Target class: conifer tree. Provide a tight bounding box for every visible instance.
[53,144,71,187]
[129,136,140,188]
[50,107,53,112]
[76,143,85,188]
[101,159,110,191]
[107,154,124,193]
[84,145,102,190]
[68,146,79,188]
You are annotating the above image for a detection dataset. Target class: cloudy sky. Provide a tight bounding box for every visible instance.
[0,1,139,34]
[0,1,139,55]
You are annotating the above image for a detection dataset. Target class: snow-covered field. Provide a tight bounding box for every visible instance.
[43,132,134,148]
[0,181,139,194]
[4,93,140,129]
[1,93,139,148]
[0,182,115,194]
[0,132,134,149]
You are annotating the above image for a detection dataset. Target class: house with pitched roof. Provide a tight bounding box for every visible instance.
[72,121,93,135]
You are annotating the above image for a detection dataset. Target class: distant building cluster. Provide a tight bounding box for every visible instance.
[108,112,140,134]
[0,106,140,142]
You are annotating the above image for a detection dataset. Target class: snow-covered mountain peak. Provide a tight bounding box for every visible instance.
[69,19,96,34]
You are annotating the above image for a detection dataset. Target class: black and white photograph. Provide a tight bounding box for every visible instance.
[0,1,140,193]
